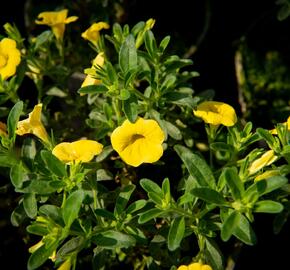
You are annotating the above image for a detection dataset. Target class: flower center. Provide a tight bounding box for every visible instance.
[130,134,145,144]
[0,54,7,68]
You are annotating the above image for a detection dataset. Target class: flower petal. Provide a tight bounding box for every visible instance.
[71,140,103,163]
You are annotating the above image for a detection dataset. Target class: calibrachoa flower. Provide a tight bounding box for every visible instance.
[111,117,165,167]
[81,22,110,46]
[0,38,21,80]
[270,116,290,135]
[52,140,103,164]
[35,9,78,40]
[248,149,278,175]
[81,52,105,88]
[16,103,50,144]
[193,101,237,126]
[177,262,213,270]
[254,169,281,181]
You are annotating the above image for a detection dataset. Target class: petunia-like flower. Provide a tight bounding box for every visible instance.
[270,116,290,135]
[81,22,110,46]
[0,38,21,80]
[16,103,50,144]
[52,140,103,164]
[35,9,78,40]
[111,117,165,167]
[177,262,213,270]
[81,52,105,88]
[193,101,237,127]
[248,150,278,175]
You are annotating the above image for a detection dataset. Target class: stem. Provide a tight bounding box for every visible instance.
[112,97,122,125]
[61,191,67,208]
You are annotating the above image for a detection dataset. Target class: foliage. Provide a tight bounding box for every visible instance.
[0,4,290,270]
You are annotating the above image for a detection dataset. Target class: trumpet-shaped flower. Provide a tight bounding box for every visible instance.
[254,169,281,182]
[81,52,105,88]
[193,101,237,127]
[0,38,21,80]
[52,140,103,164]
[16,103,50,144]
[111,117,165,167]
[248,150,278,175]
[270,116,290,135]
[35,9,78,40]
[81,22,110,46]
[177,262,213,270]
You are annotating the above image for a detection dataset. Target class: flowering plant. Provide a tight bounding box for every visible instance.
[0,5,290,270]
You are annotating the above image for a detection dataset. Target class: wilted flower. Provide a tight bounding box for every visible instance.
[16,103,50,144]
[81,52,105,88]
[0,121,7,137]
[270,116,290,135]
[35,9,78,40]
[254,169,281,181]
[177,262,213,270]
[0,38,21,80]
[193,101,237,127]
[248,150,278,175]
[111,117,165,167]
[81,22,110,46]
[52,140,103,164]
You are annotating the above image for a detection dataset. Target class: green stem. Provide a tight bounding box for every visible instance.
[112,97,122,125]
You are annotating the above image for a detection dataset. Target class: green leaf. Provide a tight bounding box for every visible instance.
[144,30,157,58]
[256,128,276,148]
[62,190,84,228]
[10,163,26,188]
[205,238,224,270]
[244,176,287,202]
[78,84,108,95]
[174,145,216,188]
[27,243,56,270]
[138,208,163,224]
[162,178,171,204]
[57,236,85,257]
[46,86,67,97]
[23,193,37,218]
[168,216,185,251]
[221,210,241,241]
[95,209,116,220]
[159,35,171,53]
[19,179,58,195]
[26,224,49,236]
[39,204,63,225]
[95,146,113,162]
[119,88,131,100]
[40,150,67,177]
[253,200,283,213]
[140,178,163,195]
[122,94,138,123]
[234,214,256,245]
[191,187,228,206]
[126,199,147,214]
[210,142,234,152]
[7,101,23,141]
[11,203,27,226]
[148,192,163,205]
[114,185,135,216]
[223,167,244,200]
[0,153,16,167]
[119,34,138,73]
[93,230,136,249]
[163,120,182,140]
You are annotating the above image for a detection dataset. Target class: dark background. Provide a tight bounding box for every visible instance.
[1,0,290,269]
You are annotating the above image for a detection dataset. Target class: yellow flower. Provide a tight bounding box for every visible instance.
[177,262,213,270]
[35,9,78,40]
[135,18,156,48]
[16,103,50,144]
[0,121,7,137]
[81,52,105,88]
[193,101,237,126]
[28,240,44,253]
[57,258,71,270]
[52,139,103,164]
[248,150,278,175]
[270,116,290,135]
[0,38,21,80]
[81,22,110,46]
[111,117,165,167]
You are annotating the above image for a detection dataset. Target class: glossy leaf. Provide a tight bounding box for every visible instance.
[253,200,283,213]
[221,210,241,241]
[191,187,228,206]
[168,216,185,251]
